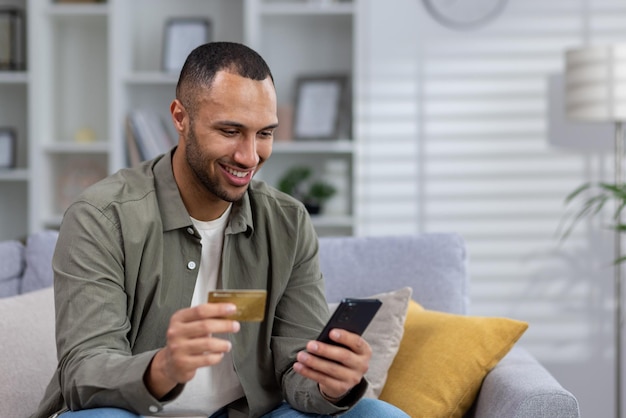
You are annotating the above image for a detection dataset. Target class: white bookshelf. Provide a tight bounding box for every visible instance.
[12,0,358,239]
[245,0,358,235]
[0,0,29,241]
[28,0,110,234]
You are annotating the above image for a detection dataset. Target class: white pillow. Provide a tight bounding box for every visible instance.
[328,286,412,398]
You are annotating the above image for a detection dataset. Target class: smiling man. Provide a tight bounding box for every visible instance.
[32,42,408,418]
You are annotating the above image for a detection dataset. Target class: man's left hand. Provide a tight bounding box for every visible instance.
[293,329,371,401]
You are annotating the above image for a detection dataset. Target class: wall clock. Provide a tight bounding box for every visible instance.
[422,0,508,30]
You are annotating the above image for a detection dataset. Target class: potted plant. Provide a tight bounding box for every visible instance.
[277,166,337,215]
[303,181,337,214]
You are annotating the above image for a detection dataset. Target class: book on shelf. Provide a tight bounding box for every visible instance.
[125,110,175,166]
[0,8,26,71]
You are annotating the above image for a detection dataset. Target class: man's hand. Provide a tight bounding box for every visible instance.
[293,329,371,401]
[144,303,241,399]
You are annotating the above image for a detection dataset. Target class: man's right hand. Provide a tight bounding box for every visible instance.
[144,302,241,399]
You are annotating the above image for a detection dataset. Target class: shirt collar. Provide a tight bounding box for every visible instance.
[228,187,254,236]
[154,148,253,235]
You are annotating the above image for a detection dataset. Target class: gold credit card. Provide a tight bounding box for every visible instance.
[208,290,267,322]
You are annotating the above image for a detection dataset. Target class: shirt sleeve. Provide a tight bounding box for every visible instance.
[270,207,367,414]
[53,201,175,415]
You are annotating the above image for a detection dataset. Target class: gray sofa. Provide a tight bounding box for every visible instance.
[0,231,579,417]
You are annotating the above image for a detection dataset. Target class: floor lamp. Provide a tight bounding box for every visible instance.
[565,45,626,418]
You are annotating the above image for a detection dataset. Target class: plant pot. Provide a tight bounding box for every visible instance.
[304,202,321,215]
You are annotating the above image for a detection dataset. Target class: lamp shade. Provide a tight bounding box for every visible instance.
[565,45,626,122]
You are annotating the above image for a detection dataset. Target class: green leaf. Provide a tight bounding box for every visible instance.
[559,181,626,264]
[564,182,592,204]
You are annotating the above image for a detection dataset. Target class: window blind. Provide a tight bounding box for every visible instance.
[356,0,626,361]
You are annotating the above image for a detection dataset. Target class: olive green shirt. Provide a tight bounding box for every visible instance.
[33,150,366,418]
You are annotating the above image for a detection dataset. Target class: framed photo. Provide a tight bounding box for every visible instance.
[293,75,349,140]
[0,128,16,169]
[0,8,25,70]
[162,17,211,74]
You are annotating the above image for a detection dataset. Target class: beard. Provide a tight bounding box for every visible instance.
[184,126,248,203]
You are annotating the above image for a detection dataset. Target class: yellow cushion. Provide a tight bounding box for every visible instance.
[379,300,528,417]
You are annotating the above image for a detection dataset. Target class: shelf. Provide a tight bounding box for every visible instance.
[0,169,29,182]
[124,72,179,85]
[43,215,63,229]
[47,3,109,17]
[260,2,354,15]
[43,141,110,154]
[310,214,353,228]
[272,140,354,154]
[0,72,28,84]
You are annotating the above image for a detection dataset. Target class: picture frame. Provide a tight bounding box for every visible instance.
[0,128,16,169]
[162,17,211,74]
[293,75,350,140]
[0,8,26,71]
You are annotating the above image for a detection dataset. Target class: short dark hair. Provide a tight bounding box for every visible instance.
[176,42,274,115]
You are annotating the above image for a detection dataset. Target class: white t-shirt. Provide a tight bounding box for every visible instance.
[158,205,245,417]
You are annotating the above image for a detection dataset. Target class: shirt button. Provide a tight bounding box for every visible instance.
[186,227,194,235]
[187,261,197,270]
[149,405,158,413]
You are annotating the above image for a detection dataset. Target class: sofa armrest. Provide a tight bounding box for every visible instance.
[471,346,579,418]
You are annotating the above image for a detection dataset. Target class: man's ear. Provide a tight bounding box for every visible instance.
[170,99,187,134]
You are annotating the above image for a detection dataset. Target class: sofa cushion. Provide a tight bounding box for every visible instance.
[0,286,56,418]
[0,240,25,298]
[379,300,528,418]
[328,287,412,399]
[319,234,469,314]
[0,277,21,298]
[21,230,59,294]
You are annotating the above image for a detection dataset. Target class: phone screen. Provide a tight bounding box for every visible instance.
[316,298,382,346]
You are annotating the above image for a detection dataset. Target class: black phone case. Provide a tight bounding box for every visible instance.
[316,298,382,346]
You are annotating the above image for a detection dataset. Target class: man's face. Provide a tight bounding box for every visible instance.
[178,71,277,204]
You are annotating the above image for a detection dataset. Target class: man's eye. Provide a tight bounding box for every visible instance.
[260,130,274,138]
[222,129,237,136]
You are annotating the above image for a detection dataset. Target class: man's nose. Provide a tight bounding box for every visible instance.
[233,136,260,167]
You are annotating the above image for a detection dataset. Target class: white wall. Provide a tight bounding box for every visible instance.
[357,0,626,416]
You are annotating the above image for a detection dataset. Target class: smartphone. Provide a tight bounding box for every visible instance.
[316,298,382,346]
